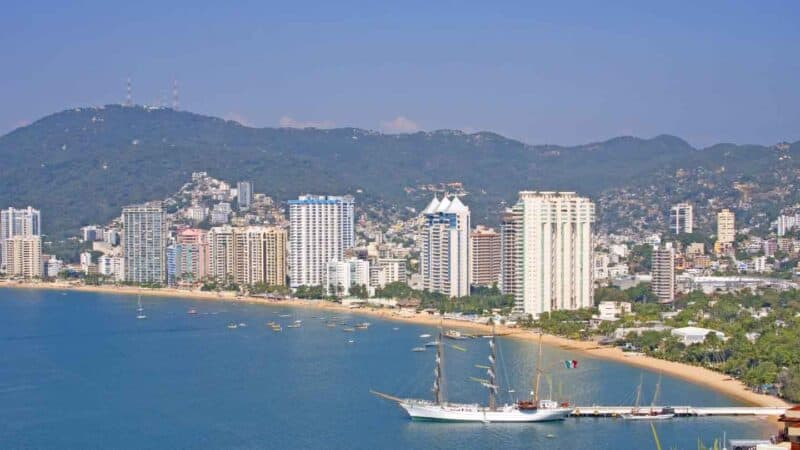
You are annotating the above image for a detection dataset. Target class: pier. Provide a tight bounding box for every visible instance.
[569,406,787,418]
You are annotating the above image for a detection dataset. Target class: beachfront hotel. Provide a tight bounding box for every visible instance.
[288,195,355,288]
[122,202,167,284]
[232,226,287,286]
[508,192,595,317]
[418,195,471,298]
[2,235,42,278]
[206,225,287,287]
[0,206,41,271]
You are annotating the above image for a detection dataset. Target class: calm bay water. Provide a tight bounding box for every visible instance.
[0,288,774,449]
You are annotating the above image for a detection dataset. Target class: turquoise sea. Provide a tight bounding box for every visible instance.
[0,288,775,449]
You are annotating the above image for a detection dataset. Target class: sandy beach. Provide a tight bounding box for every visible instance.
[0,280,792,412]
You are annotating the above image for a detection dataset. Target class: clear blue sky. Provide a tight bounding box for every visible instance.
[2,0,798,146]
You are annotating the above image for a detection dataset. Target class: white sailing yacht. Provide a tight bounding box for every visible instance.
[372,324,573,423]
[622,373,674,420]
[136,296,147,320]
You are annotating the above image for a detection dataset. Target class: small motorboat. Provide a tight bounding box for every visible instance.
[412,347,426,352]
[444,330,466,340]
[419,334,431,339]
[227,323,238,329]
[187,309,198,315]
[342,327,356,332]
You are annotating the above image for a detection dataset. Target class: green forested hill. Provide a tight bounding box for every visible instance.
[1,104,798,238]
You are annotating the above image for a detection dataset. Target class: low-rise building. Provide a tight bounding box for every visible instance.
[670,326,725,345]
[597,301,632,321]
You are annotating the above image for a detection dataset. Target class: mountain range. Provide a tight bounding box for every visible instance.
[1,104,798,239]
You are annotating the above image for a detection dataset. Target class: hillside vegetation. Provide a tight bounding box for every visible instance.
[1,105,798,238]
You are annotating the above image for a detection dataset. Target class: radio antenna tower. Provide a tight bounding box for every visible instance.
[125,77,133,106]
[172,79,179,110]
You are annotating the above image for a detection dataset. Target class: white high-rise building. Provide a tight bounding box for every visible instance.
[669,202,693,234]
[122,202,166,284]
[419,196,471,298]
[0,206,41,270]
[512,192,595,317]
[288,195,355,288]
[98,255,125,282]
[326,258,369,296]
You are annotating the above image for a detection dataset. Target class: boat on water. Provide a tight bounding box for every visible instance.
[372,324,573,423]
[355,322,370,330]
[287,324,301,329]
[136,296,147,320]
[270,325,282,332]
[187,309,198,315]
[227,323,238,329]
[621,374,674,420]
[424,341,440,347]
[342,327,356,332]
[412,347,426,352]
[419,334,431,339]
[444,329,467,340]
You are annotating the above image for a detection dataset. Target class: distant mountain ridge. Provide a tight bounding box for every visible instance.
[1,104,798,238]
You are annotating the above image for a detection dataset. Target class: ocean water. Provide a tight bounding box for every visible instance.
[0,288,775,449]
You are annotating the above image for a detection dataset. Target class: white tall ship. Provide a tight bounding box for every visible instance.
[373,325,573,423]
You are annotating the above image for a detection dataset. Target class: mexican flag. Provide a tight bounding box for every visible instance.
[563,360,578,369]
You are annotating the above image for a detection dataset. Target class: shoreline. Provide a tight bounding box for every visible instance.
[1,280,792,413]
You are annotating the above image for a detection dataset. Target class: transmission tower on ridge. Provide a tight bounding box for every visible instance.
[172,79,179,110]
[125,77,133,106]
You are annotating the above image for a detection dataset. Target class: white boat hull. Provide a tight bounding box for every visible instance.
[399,401,572,423]
[621,413,675,421]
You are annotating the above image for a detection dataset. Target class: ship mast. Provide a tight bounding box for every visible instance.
[487,320,497,411]
[651,373,662,413]
[433,325,444,405]
[633,373,643,414]
[533,332,543,404]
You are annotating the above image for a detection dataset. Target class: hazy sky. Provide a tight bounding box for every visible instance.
[2,1,798,146]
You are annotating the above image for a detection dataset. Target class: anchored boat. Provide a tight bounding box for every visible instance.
[621,373,674,420]
[372,323,572,423]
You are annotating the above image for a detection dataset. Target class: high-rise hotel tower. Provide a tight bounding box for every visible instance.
[0,206,41,271]
[508,192,595,317]
[419,196,471,298]
[123,202,166,284]
[288,195,355,288]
